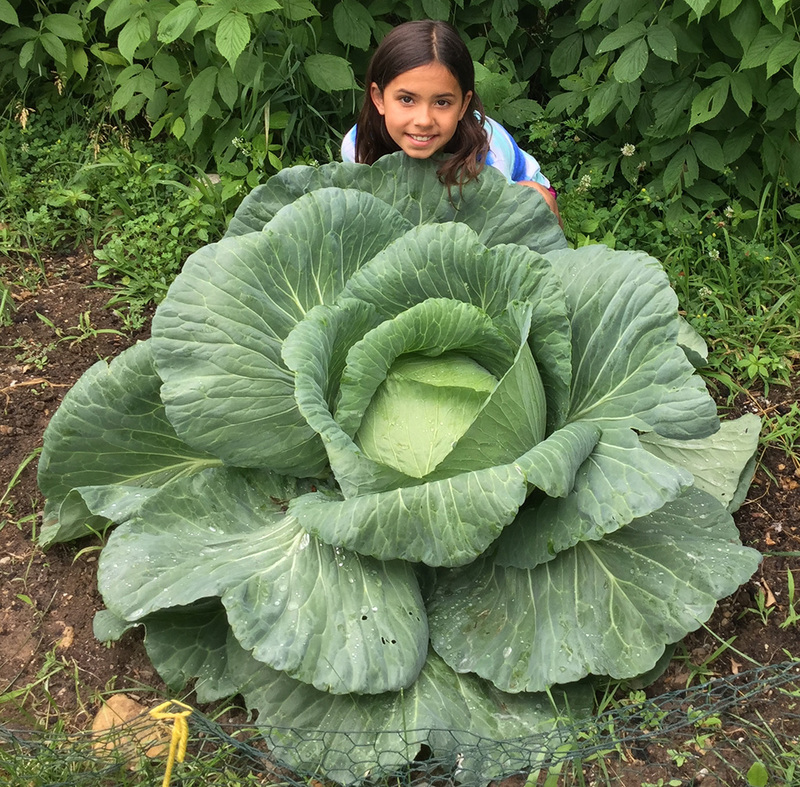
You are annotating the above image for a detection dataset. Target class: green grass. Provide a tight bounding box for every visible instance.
[0,707,273,786]
[0,647,270,786]
[523,661,800,787]
[0,448,42,535]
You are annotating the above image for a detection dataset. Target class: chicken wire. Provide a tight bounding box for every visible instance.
[1,660,798,787]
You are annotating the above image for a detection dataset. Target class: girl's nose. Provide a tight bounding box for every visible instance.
[414,107,433,127]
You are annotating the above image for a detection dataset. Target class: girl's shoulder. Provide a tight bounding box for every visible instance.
[483,115,550,188]
[341,125,357,162]
[483,115,514,143]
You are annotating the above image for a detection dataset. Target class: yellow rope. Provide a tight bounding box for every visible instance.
[148,700,193,787]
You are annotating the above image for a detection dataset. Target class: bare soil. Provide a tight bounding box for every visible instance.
[0,251,160,729]
[1,251,799,784]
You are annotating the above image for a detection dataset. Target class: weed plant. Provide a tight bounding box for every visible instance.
[0,280,14,326]
[0,103,230,318]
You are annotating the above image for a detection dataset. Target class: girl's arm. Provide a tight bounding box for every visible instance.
[519,180,563,227]
[482,118,562,227]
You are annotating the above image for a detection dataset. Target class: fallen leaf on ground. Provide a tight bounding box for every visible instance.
[759,578,777,607]
[91,693,169,763]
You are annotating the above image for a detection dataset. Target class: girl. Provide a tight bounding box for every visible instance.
[341,20,561,222]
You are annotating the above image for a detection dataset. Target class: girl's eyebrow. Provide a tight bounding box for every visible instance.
[391,87,457,99]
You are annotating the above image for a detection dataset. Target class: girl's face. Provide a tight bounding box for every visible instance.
[370,62,472,159]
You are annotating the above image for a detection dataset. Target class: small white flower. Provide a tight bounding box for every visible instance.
[621,143,636,157]
[724,205,735,218]
[708,249,721,261]
[576,174,592,193]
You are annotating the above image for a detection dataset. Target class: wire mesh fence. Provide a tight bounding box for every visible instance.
[1,660,799,787]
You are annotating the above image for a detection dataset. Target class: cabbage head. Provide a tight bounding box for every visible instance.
[38,154,761,783]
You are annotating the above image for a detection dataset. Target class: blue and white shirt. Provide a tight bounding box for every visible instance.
[341,116,551,189]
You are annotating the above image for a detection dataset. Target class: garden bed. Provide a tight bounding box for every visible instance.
[1,250,799,784]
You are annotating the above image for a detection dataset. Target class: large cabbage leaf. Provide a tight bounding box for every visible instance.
[37,153,760,784]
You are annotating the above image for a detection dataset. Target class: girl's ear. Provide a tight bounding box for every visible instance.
[370,83,385,115]
[458,90,473,121]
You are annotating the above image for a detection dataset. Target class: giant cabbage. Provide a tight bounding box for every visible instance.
[38,154,761,783]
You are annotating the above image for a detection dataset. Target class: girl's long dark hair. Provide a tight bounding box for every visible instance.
[354,20,489,189]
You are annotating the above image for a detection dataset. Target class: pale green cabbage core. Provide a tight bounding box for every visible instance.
[355,352,497,478]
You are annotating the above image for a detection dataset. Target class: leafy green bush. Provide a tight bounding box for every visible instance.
[0,0,572,179]
[38,155,760,781]
[0,0,360,175]
[541,0,800,207]
[3,0,799,208]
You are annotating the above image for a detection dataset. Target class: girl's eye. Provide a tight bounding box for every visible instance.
[399,96,413,105]
[435,99,451,107]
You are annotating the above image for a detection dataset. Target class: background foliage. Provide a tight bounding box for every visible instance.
[3,0,799,210]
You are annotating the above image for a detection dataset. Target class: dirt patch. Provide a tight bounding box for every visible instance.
[1,251,799,781]
[1,250,160,729]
